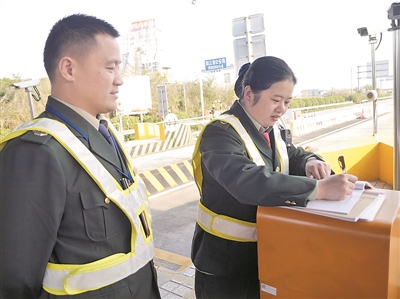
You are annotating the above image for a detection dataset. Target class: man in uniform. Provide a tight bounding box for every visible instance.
[0,14,160,299]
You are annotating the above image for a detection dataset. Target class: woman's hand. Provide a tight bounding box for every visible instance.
[305,158,331,180]
[316,174,359,200]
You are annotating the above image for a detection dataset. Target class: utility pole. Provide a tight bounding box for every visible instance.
[369,34,378,135]
[199,72,204,118]
[387,2,400,190]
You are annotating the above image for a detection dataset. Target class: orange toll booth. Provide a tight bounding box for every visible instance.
[257,189,400,299]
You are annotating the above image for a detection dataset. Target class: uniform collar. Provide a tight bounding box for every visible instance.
[51,96,100,129]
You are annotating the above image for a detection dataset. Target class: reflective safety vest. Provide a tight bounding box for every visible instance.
[192,114,289,242]
[197,201,258,242]
[0,118,154,295]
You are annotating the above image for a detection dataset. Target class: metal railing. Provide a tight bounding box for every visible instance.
[289,96,392,112]
[156,116,211,126]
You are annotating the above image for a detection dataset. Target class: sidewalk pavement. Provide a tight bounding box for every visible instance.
[154,257,196,299]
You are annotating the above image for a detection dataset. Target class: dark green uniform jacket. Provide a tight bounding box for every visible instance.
[0,97,160,299]
[191,100,324,279]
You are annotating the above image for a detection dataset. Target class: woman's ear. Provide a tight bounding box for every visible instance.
[243,85,253,104]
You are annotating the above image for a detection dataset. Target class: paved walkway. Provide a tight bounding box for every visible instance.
[155,256,196,299]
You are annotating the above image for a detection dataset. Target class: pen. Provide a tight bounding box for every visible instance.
[338,155,347,174]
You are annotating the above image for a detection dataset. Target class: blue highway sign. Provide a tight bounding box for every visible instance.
[205,57,227,71]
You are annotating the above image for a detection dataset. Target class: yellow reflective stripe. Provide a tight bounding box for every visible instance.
[8,119,124,196]
[5,119,154,295]
[192,126,207,195]
[212,116,289,172]
[43,253,128,295]
[0,130,27,150]
[192,114,266,197]
[0,119,45,150]
[214,115,265,166]
[43,243,155,295]
[197,202,257,242]
[193,115,293,244]
[108,123,135,175]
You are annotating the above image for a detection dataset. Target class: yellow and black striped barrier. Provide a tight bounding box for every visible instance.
[138,159,194,195]
[128,124,194,157]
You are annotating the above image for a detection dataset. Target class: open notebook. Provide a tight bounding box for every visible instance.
[284,181,386,222]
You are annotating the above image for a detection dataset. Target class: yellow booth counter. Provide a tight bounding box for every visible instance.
[257,136,399,298]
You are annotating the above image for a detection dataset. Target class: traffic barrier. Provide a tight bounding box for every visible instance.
[288,98,392,136]
[134,123,165,140]
[289,107,364,136]
[138,159,194,195]
[127,123,194,157]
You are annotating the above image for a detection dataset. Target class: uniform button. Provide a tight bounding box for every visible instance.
[105,198,111,204]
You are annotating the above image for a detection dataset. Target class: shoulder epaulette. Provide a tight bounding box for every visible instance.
[21,130,53,145]
[211,120,231,131]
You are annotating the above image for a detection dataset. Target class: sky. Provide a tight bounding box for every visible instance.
[0,0,397,95]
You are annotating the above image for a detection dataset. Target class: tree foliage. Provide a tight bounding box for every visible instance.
[0,73,392,142]
[0,77,49,139]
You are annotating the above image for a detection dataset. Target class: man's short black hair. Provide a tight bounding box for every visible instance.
[43,14,120,80]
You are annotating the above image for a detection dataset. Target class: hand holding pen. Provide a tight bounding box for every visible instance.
[315,155,358,200]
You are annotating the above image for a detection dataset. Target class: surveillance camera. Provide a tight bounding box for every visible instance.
[387,2,400,20]
[357,27,369,36]
[357,27,383,37]
[366,90,378,101]
[11,79,40,89]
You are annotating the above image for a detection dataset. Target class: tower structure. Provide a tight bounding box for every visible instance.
[121,18,161,75]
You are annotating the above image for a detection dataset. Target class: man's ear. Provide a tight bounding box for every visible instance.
[58,57,75,81]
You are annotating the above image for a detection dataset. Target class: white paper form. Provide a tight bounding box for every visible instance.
[359,194,386,221]
[306,188,364,214]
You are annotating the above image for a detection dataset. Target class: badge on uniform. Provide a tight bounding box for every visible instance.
[33,130,48,136]
[280,129,292,147]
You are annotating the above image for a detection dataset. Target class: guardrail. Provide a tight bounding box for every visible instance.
[289,96,392,112]
[289,100,391,136]
[119,96,393,137]
[157,116,211,127]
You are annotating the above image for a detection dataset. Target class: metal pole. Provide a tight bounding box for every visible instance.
[370,40,378,135]
[370,42,377,90]
[245,16,254,63]
[200,72,205,118]
[25,87,35,119]
[351,68,353,92]
[393,27,400,190]
[161,87,165,120]
[182,84,187,113]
